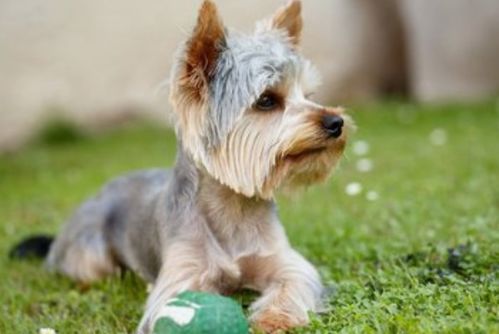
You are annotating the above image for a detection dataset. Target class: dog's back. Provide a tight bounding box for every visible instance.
[12,168,171,282]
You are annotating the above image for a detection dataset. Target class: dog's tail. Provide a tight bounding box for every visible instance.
[9,234,54,259]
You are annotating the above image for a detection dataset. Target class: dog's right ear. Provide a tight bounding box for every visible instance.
[180,0,225,102]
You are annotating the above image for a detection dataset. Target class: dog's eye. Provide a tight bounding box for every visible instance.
[254,92,280,111]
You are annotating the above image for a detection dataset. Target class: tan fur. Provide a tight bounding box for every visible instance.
[270,0,303,46]
[44,2,353,334]
[242,250,323,333]
[169,0,225,161]
[47,233,119,283]
[182,0,224,101]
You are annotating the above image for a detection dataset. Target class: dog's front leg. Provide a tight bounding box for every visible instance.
[247,248,325,333]
[135,241,213,334]
[136,241,240,334]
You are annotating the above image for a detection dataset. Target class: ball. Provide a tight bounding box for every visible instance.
[153,291,249,334]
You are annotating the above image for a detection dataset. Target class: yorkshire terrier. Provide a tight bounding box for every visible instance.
[12,1,352,332]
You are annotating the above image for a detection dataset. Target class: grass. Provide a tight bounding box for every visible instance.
[0,100,498,333]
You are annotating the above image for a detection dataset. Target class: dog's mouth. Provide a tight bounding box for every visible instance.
[283,146,328,162]
[282,136,347,163]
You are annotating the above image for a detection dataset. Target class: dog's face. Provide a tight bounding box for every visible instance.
[170,0,352,199]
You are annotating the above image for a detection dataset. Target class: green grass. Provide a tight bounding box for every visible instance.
[1,101,498,333]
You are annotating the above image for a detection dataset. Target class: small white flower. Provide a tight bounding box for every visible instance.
[39,328,56,334]
[146,283,154,293]
[429,128,447,146]
[356,158,373,173]
[352,140,369,156]
[345,182,362,196]
[366,190,379,201]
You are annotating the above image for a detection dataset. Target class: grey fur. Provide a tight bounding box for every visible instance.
[44,1,350,333]
[206,30,300,148]
[46,143,325,333]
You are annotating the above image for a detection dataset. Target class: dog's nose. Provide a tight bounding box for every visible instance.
[322,114,344,138]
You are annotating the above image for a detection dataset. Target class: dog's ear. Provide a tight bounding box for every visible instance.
[268,0,302,45]
[181,0,225,97]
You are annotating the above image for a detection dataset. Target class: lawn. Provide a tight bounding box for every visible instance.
[0,101,497,333]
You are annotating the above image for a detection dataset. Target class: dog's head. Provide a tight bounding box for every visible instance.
[170,0,353,199]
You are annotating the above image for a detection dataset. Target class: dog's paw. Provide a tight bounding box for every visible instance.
[251,308,306,333]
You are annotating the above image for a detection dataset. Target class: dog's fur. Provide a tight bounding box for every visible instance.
[34,1,352,332]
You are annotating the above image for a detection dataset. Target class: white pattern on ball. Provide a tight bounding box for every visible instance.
[157,305,197,326]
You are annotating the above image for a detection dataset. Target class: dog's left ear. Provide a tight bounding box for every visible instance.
[261,0,302,46]
[181,0,225,98]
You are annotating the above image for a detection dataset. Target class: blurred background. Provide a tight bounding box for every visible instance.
[0,0,498,151]
[2,3,498,333]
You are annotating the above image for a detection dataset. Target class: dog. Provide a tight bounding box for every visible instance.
[11,1,352,332]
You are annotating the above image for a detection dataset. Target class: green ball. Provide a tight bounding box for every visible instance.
[153,291,249,334]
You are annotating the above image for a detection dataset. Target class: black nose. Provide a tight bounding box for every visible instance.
[322,114,344,138]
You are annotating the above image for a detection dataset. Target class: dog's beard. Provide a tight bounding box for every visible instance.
[199,113,350,199]
[261,138,346,198]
